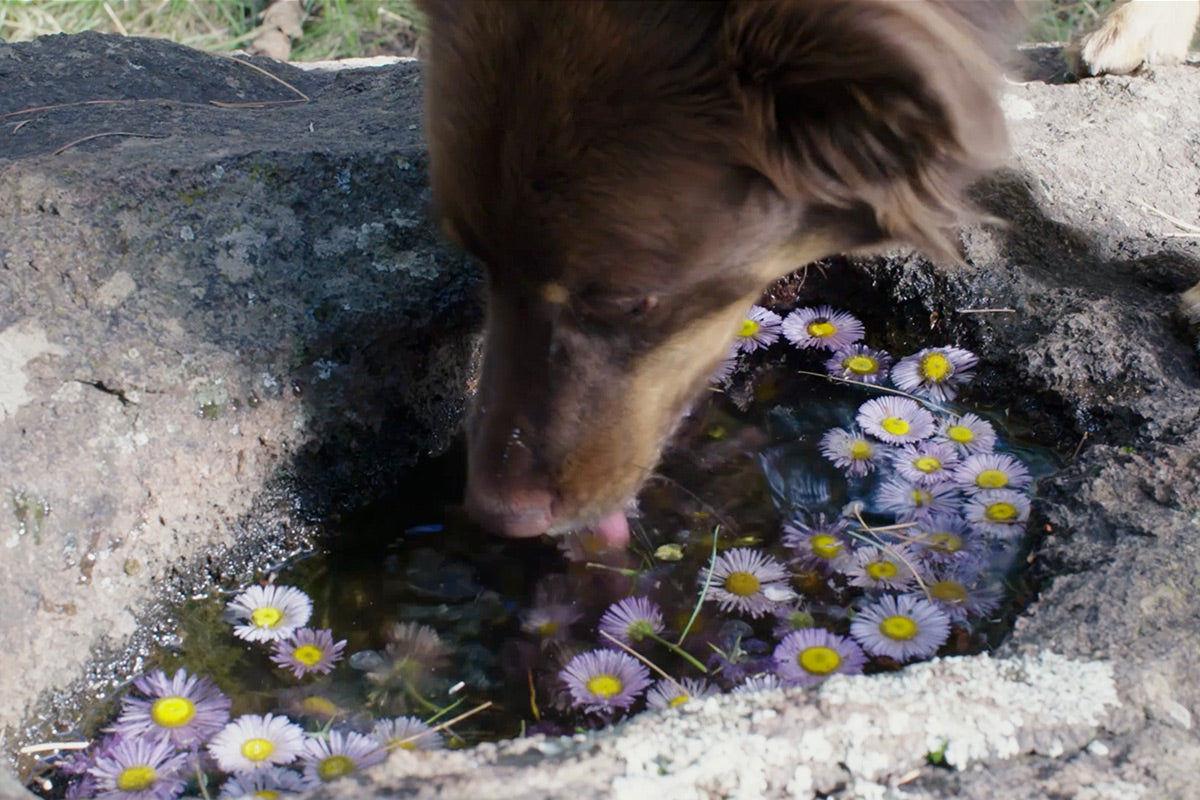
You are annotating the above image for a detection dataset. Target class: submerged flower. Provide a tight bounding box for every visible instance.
[782,305,865,351]
[371,716,444,751]
[299,730,387,785]
[843,544,921,591]
[365,621,454,697]
[114,668,231,749]
[935,412,998,455]
[709,344,741,386]
[560,649,651,714]
[963,490,1031,538]
[734,305,783,353]
[850,595,951,663]
[824,343,893,385]
[819,427,888,477]
[952,453,1032,494]
[909,514,987,568]
[890,441,960,487]
[782,516,853,573]
[225,584,313,643]
[271,628,347,679]
[891,346,978,403]
[519,603,583,644]
[731,673,783,694]
[598,596,666,647]
[856,396,936,445]
[876,479,961,521]
[645,678,718,710]
[770,601,816,640]
[218,767,306,799]
[207,713,307,773]
[907,564,1003,623]
[87,735,189,800]
[701,547,793,618]
[773,628,866,687]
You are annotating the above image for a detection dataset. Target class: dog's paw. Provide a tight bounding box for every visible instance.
[1074,0,1199,76]
[1182,282,1200,327]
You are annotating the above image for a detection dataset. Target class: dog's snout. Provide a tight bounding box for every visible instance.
[464,481,554,538]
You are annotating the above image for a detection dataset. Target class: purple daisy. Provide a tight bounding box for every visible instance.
[709,344,741,386]
[731,673,783,694]
[207,713,307,773]
[906,563,1003,623]
[645,678,717,710]
[86,734,189,800]
[519,603,584,644]
[781,305,865,351]
[299,730,387,786]
[225,584,312,643]
[597,596,666,647]
[782,515,853,573]
[891,346,978,403]
[819,426,889,477]
[218,767,306,799]
[559,649,651,715]
[934,412,998,455]
[890,441,960,487]
[773,628,866,686]
[963,490,1031,539]
[856,396,936,445]
[270,628,346,679]
[850,595,951,663]
[875,479,961,522]
[114,668,231,750]
[824,343,893,385]
[733,305,783,353]
[770,601,816,640]
[701,547,794,618]
[843,544,921,592]
[952,452,1032,494]
[909,514,987,568]
[371,716,444,751]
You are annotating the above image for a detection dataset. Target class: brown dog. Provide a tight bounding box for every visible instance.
[417,0,1014,542]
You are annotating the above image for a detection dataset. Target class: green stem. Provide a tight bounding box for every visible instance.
[676,525,720,648]
[647,630,708,674]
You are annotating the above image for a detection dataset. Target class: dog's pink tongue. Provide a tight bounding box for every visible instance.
[592,510,630,548]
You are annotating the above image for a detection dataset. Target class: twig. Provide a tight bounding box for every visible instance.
[102,3,128,36]
[18,741,90,755]
[212,54,310,106]
[598,629,682,687]
[792,369,954,416]
[1133,198,1200,234]
[955,307,1017,314]
[390,701,493,750]
[52,131,169,156]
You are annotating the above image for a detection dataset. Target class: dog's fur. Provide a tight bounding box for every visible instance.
[417,0,1200,539]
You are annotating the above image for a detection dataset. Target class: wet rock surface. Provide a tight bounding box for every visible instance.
[2,34,1199,800]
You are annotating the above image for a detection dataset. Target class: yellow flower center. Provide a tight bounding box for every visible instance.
[396,739,418,751]
[251,606,284,629]
[537,621,559,637]
[914,456,942,473]
[975,469,1009,489]
[911,489,934,507]
[947,425,974,444]
[844,354,878,375]
[985,502,1018,521]
[865,561,899,580]
[798,646,842,675]
[241,737,276,762]
[880,615,918,641]
[930,580,968,604]
[293,644,325,666]
[724,571,761,597]
[254,792,281,800]
[810,534,843,560]
[317,754,357,782]
[668,694,691,708]
[150,695,196,728]
[928,533,963,554]
[738,319,760,338]
[586,674,623,699]
[881,416,910,436]
[848,439,873,459]
[301,696,338,718]
[116,765,156,792]
[807,320,835,338]
[920,353,952,381]
[787,611,815,630]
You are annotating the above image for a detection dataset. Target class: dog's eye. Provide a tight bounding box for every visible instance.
[583,295,659,320]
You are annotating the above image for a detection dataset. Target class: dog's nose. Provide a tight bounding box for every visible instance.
[464,483,555,538]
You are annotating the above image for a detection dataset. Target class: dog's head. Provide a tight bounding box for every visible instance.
[418,0,1009,537]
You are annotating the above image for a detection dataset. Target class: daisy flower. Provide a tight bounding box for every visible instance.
[890,441,960,487]
[782,516,853,573]
[559,649,651,714]
[731,673,783,694]
[225,584,312,643]
[843,544,921,591]
[819,426,888,477]
[934,412,998,455]
[299,730,387,786]
[597,596,665,647]
[270,628,347,679]
[709,344,740,385]
[824,343,893,385]
[963,490,1031,539]
[770,601,816,639]
[207,713,307,773]
[114,668,231,749]
[519,603,583,643]
[850,595,951,663]
[909,514,987,568]
[907,565,1003,623]
[733,305,782,353]
[365,621,453,692]
[371,716,444,751]
[856,396,936,445]
[86,735,188,800]
[218,767,306,799]
[645,678,717,710]
[876,479,961,521]
[952,452,1032,494]
[773,628,866,687]
[891,346,978,403]
[700,547,794,618]
[781,305,864,351]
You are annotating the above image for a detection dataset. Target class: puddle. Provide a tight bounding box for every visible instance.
[26,296,1062,798]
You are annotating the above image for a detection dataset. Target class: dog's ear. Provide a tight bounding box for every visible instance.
[723,0,1011,261]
